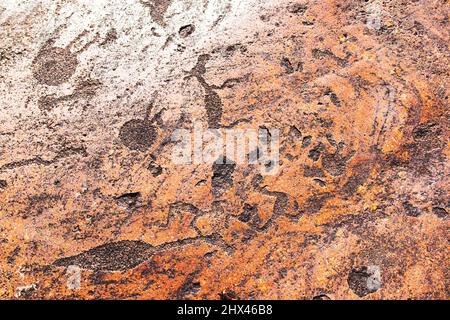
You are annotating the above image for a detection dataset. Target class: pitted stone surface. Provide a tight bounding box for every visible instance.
[0,0,448,299]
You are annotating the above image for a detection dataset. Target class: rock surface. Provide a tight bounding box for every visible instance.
[0,0,448,299]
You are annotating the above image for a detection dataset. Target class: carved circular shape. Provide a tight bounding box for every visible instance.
[32,47,78,86]
[119,119,157,151]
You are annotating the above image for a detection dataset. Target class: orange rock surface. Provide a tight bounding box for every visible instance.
[0,0,448,299]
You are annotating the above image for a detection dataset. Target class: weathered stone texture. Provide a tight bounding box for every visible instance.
[0,0,448,299]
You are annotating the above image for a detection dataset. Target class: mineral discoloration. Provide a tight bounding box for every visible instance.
[0,0,448,300]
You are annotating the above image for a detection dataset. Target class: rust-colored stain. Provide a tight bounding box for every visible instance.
[0,0,448,299]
